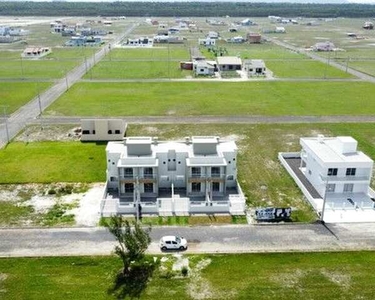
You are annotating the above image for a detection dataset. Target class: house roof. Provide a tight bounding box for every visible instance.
[243,59,265,68]
[217,56,242,65]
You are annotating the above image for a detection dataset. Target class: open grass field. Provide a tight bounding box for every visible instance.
[106,47,190,60]
[86,60,190,79]
[0,82,51,114]
[266,60,353,78]
[0,141,106,183]
[47,81,374,116]
[1,252,375,299]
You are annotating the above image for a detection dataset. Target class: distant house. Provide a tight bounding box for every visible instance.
[124,37,153,47]
[241,18,255,26]
[103,21,112,26]
[207,31,219,39]
[217,56,242,71]
[153,35,184,44]
[268,16,281,23]
[242,59,266,76]
[198,37,216,47]
[247,33,262,43]
[228,27,238,32]
[81,119,126,142]
[275,27,286,33]
[22,47,51,59]
[65,36,102,47]
[226,36,245,44]
[168,28,180,35]
[193,60,216,76]
[363,22,374,30]
[313,41,335,52]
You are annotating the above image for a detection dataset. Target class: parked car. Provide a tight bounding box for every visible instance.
[159,235,188,251]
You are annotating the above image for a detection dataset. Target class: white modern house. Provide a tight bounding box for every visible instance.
[279,135,375,223]
[124,37,153,47]
[198,37,216,47]
[102,136,246,216]
[243,59,266,76]
[193,60,216,76]
[22,47,51,59]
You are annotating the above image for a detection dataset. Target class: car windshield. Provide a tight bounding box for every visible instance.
[175,237,181,243]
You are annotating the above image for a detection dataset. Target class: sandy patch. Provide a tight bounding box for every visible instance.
[15,125,81,142]
[167,110,176,115]
[271,269,305,292]
[187,258,213,300]
[144,126,159,134]
[70,183,104,227]
[172,253,189,271]
[320,268,351,289]
[23,195,56,213]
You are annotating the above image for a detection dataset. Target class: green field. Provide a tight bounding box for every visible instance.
[0,141,106,183]
[47,81,374,116]
[266,60,353,78]
[1,252,375,299]
[0,82,51,114]
[86,60,190,79]
[105,47,190,60]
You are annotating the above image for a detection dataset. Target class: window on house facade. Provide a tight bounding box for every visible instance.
[327,168,338,176]
[212,182,220,192]
[192,182,201,192]
[125,183,134,193]
[346,168,356,176]
[124,168,133,178]
[144,167,153,178]
[211,167,220,177]
[144,183,153,193]
[343,183,354,193]
[326,184,336,193]
[191,167,201,178]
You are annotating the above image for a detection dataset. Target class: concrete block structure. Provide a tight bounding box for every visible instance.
[22,47,51,59]
[243,59,266,76]
[217,56,242,71]
[102,136,246,216]
[81,119,126,141]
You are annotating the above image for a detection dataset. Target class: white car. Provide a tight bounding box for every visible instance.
[159,235,188,251]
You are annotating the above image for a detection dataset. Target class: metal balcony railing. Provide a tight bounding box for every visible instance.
[320,174,370,182]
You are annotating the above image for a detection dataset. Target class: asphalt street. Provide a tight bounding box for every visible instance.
[2,223,375,257]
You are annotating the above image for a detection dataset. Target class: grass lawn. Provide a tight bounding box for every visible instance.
[86,60,190,79]
[1,252,375,299]
[0,82,51,114]
[47,81,375,116]
[266,60,354,78]
[345,60,375,77]
[0,141,106,183]
[105,47,190,60]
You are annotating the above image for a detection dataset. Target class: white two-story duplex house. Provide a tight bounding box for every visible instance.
[103,136,246,216]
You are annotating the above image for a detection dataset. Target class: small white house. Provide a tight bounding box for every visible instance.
[242,59,266,76]
[193,60,216,76]
[207,31,219,39]
[275,26,286,33]
[198,38,216,47]
[217,56,242,71]
[22,47,51,59]
[313,41,335,52]
[124,37,153,47]
[81,119,126,141]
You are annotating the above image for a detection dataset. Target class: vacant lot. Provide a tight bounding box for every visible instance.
[86,60,190,79]
[266,60,353,78]
[105,47,190,60]
[0,141,106,183]
[47,81,374,116]
[0,82,51,114]
[0,252,374,299]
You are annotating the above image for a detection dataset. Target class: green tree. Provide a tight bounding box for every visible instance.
[107,216,151,275]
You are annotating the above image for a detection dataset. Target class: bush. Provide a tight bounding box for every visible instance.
[47,189,56,195]
[181,266,188,277]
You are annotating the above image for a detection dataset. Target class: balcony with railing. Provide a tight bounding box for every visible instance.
[320,174,370,182]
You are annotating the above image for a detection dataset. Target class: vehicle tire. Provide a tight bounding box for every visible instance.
[179,246,185,250]
[161,246,167,251]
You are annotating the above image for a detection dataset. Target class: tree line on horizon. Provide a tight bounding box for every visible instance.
[0,2,375,18]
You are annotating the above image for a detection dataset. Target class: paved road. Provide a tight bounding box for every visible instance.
[0,24,137,148]
[28,115,375,125]
[268,37,375,82]
[1,223,375,257]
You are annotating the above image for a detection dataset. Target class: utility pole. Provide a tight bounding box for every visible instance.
[321,177,329,222]
[65,69,69,90]
[84,56,88,74]
[345,57,349,73]
[20,57,24,78]
[168,39,170,79]
[1,106,10,145]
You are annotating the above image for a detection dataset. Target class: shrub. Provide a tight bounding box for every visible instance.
[181,266,188,277]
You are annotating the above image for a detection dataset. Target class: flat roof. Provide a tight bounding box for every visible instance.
[301,137,373,164]
[217,56,242,65]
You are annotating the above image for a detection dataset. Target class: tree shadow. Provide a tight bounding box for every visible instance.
[108,260,156,299]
